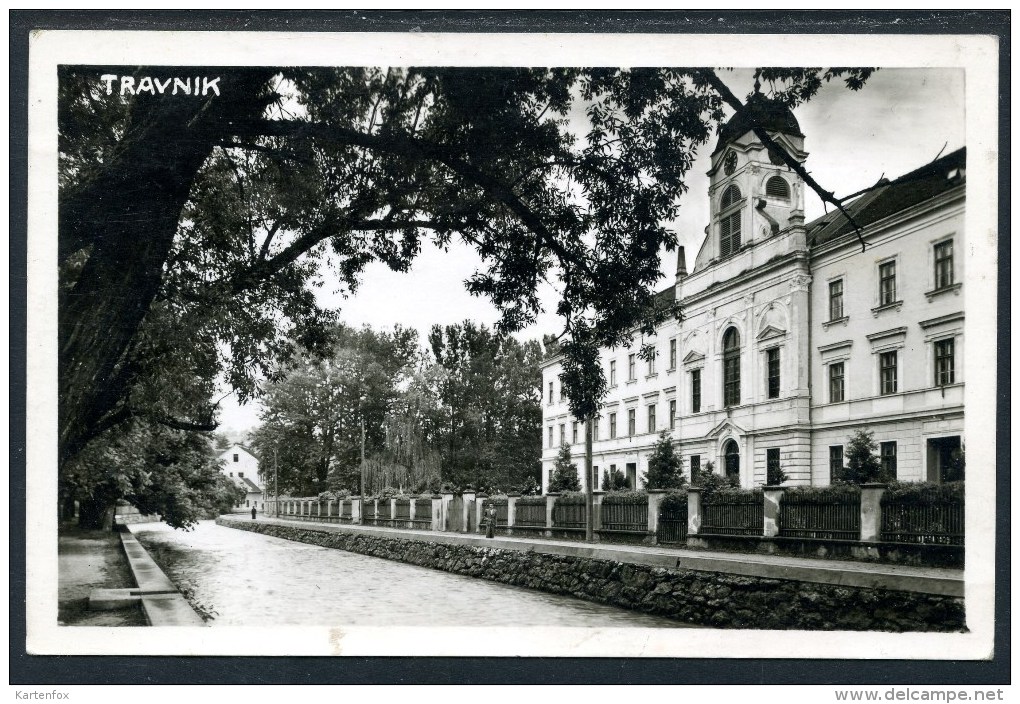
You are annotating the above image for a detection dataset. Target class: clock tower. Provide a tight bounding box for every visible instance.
[706,92,808,263]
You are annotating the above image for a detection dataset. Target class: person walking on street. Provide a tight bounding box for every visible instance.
[251,506,257,520]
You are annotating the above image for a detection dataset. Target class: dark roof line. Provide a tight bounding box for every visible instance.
[807,147,966,247]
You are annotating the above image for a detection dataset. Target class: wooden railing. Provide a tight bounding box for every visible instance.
[552,497,585,530]
[515,499,547,527]
[656,502,688,544]
[413,498,433,529]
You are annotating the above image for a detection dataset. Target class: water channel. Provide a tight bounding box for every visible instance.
[130,520,685,627]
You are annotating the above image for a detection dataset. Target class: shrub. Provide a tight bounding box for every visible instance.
[554,491,587,505]
[780,485,861,503]
[643,430,687,490]
[516,495,547,506]
[766,464,789,486]
[601,466,629,491]
[835,429,891,484]
[659,490,689,512]
[881,481,964,505]
[702,487,763,505]
[549,445,581,492]
[601,490,648,504]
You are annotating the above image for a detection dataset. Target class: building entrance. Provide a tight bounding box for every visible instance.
[927,436,964,482]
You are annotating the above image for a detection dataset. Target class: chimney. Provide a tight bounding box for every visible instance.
[676,246,688,279]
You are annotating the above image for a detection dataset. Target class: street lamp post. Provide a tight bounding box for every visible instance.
[274,446,279,517]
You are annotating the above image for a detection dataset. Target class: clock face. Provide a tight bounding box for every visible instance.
[723,151,737,175]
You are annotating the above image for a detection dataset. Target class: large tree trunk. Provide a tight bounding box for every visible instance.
[58,69,275,464]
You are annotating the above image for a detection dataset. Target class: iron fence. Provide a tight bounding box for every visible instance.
[601,500,648,533]
[701,491,764,536]
[552,500,585,530]
[515,500,547,527]
[881,490,964,546]
[779,489,861,541]
[656,503,688,544]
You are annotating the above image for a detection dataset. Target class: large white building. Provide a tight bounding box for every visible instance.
[541,95,965,491]
[217,443,265,510]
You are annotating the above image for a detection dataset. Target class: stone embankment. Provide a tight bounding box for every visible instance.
[219,516,964,631]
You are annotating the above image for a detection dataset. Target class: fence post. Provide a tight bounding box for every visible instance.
[592,491,604,534]
[462,487,476,533]
[389,497,397,525]
[440,490,454,532]
[351,496,361,524]
[647,490,666,544]
[860,483,886,542]
[763,486,785,538]
[507,493,519,529]
[431,495,443,531]
[475,493,488,533]
[545,492,558,536]
[408,497,416,526]
[687,487,703,537]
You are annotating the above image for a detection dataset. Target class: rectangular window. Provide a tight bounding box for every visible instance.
[609,360,616,386]
[829,446,844,483]
[766,348,780,399]
[766,448,781,484]
[238,471,244,478]
[880,350,898,395]
[233,454,239,463]
[691,369,702,413]
[559,384,565,402]
[548,381,554,404]
[559,424,565,446]
[609,413,617,439]
[879,260,897,305]
[934,240,954,290]
[724,353,740,407]
[627,409,636,437]
[690,455,701,480]
[829,279,844,321]
[572,421,578,444]
[669,339,677,369]
[647,349,656,376]
[647,404,656,433]
[669,399,676,430]
[829,362,845,403]
[880,441,898,479]
[935,338,955,385]
[593,419,600,442]
[548,426,554,447]
[720,211,741,257]
[628,354,636,381]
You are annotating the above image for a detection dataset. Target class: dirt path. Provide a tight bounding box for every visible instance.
[58,523,147,626]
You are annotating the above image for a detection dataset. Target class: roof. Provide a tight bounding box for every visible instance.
[229,475,262,493]
[807,147,966,248]
[713,93,803,156]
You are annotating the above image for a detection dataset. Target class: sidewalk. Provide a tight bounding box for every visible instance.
[222,514,963,597]
[58,523,147,626]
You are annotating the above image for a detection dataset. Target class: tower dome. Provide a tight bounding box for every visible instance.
[712,93,803,156]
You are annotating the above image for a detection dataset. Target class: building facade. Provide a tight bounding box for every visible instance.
[217,443,265,509]
[541,96,965,492]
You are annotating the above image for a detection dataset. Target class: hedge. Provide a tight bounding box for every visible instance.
[515,496,547,506]
[781,485,861,504]
[702,487,764,505]
[555,491,587,505]
[881,481,964,505]
[601,490,648,504]
[659,490,689,512]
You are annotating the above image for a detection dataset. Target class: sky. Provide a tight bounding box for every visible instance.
[216,68,966,437]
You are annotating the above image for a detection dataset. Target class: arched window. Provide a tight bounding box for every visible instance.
[724,439,740,483]
[719,185,742,257]
[723,327,740,406]
[765,176,790,200]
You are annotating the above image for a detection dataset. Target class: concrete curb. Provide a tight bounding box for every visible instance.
[224,514,963,598]
[87,530,206,626]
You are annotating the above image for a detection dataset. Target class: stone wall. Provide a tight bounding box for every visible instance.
[219,518,964,631]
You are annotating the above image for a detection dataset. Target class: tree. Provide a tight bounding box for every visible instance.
[548,444,581,492]
[62,419,242,529]
[427,322,543,490]
[601,466,628,492]
[643,430,686,490]
[58,66,875,468]
[836,429,888,484]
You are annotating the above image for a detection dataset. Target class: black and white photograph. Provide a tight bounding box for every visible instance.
[18,18,1003,675]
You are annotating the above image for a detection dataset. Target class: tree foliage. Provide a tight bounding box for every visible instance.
[835,429,889,484]
[549,444,581,493]
[62,419,242,529]
[643,430,687,490]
